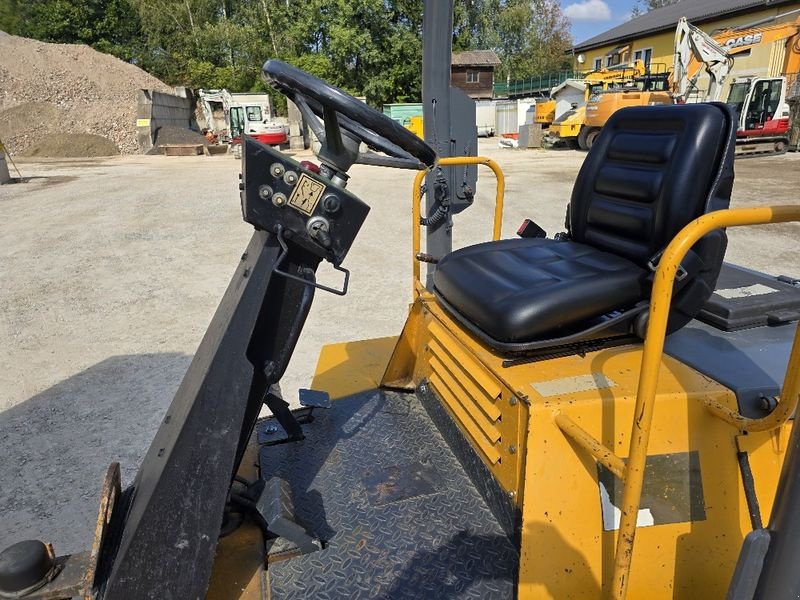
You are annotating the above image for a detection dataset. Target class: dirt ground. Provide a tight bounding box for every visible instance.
[1,141,799,558]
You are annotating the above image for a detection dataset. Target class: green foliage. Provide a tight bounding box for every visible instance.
[3,0,572,107]
[1,0,145,62]
[494,0,573,80]
[630,0,681,19]
[0,0,22,34]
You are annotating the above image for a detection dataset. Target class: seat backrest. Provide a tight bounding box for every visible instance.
[568,102,737,332]
[569,102,735,266]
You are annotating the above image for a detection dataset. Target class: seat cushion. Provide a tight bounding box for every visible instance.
[433,238,649,343]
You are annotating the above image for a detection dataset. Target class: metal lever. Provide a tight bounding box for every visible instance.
[273,226,349,296]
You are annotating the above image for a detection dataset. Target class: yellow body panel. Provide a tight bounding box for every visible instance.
[377,292,791,598]
[311,335,398,400]
[406,115,424,138]
[535,100,556,125]
[584,90,673,128]
[550,107,586,139]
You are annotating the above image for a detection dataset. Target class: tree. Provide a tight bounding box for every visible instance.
[630,0,682,19]
[493,0,573,80]
[2,0,574,105]
[0,0,145,63]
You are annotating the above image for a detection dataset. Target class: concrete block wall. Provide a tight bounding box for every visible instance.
[136,89,197,153]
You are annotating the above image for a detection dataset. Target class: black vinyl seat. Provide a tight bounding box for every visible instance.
[433,103,737,349]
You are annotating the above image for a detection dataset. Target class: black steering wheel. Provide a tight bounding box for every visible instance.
[262,60,436,171]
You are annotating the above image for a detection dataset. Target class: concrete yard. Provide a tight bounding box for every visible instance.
[1,141,800,558]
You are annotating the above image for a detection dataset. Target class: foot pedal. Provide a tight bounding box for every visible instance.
[299,389,331,409]
[257,478,321,561]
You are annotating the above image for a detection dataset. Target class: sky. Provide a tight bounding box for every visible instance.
[560,0,637,45]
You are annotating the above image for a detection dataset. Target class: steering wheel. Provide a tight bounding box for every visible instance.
[262,60,437,172]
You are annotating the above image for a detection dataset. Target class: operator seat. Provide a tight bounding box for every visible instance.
[433,103,737,351]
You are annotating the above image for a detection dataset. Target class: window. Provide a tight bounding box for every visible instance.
[246,105,263,122]
[593,58,602,71]
[466,70,480,83]
[229,106,244,138]
[633,47,653,68]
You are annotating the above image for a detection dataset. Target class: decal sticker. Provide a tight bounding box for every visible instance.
[723,32,762,49]
[598,451,706,531]
[288,173,325,216]
[715,283,778,299]
[531,374,616,397]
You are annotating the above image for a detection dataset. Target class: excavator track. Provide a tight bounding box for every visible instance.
[735,135,790,158]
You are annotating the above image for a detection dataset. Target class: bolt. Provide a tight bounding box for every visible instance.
[508,490,517,500]
[759,393,778,412]
[283,171,298,185]
[265,424,278,434]
[262,361,276,379]
[272,192,287,207]
[419,383,428,393]
[508,444,517,454]
[509,396,518,406]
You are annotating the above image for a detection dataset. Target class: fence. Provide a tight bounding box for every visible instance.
[493,71,582,98]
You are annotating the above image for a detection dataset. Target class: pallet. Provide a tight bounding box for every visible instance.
[161,144,204,156]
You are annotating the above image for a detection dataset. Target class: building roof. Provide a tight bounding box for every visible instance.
[573,0,797,52]
[451,50,502,67]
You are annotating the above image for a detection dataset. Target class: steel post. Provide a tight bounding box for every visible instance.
[422,0,454,287]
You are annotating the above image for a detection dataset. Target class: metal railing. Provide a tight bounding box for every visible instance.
[493,70,582,97]
[411,156,505,298]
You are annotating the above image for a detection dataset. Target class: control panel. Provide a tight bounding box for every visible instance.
[240,136,370,265]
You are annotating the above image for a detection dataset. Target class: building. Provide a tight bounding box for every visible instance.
[451,50,501,99]
[571,0,800,93]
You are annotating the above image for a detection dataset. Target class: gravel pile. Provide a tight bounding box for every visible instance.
[24,133,120,157]
[0,31,172,156]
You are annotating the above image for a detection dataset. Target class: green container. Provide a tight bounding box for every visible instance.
[382,103,423,127]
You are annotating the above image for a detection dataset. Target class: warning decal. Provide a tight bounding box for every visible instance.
[288,173,325,216]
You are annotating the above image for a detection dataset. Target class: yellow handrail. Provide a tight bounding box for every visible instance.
[412,156,505,297]
[703,321,800,432]
[554,413,627,479]
[552,205,800,599]
[611,204,800,600]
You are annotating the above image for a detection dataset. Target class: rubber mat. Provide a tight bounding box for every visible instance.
[259,390,518,599]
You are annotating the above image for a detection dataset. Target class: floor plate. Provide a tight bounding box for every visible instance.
[259,390,518,599]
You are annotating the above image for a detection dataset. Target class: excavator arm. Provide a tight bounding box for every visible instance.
[674,17,735,102]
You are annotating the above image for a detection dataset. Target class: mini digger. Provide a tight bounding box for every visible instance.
[3,6,800,600]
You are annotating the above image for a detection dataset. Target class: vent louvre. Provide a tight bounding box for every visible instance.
[427,320,503,466]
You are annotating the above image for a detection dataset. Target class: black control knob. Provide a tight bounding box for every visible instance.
[0,540,56,595]
[322,194,341,215]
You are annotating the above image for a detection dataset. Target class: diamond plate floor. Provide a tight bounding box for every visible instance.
[259,390,518,599]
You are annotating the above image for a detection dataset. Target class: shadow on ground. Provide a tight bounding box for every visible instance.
[0,352,190,554]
